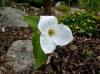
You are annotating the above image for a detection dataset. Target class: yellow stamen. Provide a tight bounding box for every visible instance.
[48,29,55,36]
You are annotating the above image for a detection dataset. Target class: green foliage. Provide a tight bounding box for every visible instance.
[79,0,100,12]
[85,49,92,57]
[24,16,39,32]
[58,11,99,36]
[24,16,47,70]
[31,0,43,5]
[98,71,100,74]
[85,49,96,59]
[95,16,100,24]
[0,0,10,7]
[14,0,43,7]
[24,0,43,7]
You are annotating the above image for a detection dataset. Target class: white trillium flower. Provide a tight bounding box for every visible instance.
[38,16,73,54]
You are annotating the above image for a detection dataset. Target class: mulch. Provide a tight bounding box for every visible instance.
[0,27,100,74]
[0,27,33,56]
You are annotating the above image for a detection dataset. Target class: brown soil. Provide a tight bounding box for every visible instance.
[0,27,100,74]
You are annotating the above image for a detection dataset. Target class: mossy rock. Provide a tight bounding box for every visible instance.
[54,2,70,13]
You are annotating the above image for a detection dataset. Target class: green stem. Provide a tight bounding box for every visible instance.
[31,26,40,36]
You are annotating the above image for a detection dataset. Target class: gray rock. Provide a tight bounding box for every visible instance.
[0,7,28,27]
[32,7,39,12]
[6,40,35,72]
[69,8,85,13]
[51,8,63,16]
[97,12,100,16]
[69,8,85,14]
[55,2,61,7]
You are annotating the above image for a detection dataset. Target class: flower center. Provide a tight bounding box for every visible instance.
[48,29,55,36]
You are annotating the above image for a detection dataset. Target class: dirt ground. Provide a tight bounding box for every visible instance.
[0,27,100,74]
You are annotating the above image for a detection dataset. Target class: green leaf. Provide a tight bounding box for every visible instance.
[32,33,47,70]
[87,33,92,37]
[97,29,100,32]
[98,71,100,74]
[24,16,39,31]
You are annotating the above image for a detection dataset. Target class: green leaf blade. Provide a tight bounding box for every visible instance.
[32,33,47,70]
[24,16,39,31]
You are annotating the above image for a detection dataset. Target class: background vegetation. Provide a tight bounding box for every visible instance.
[58,11,100,36]
[79,0,100,13]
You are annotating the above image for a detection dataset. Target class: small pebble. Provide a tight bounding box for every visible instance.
[2,27,5,32]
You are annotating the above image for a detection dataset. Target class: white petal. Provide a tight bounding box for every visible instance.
[40,35,56,54]
[52,24,73,46]
[38,16,58,35]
